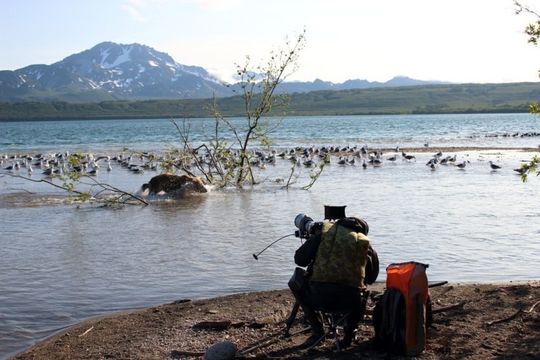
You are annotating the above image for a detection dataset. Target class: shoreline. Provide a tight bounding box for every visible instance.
[12,281,540,359]
[2,145,539,156]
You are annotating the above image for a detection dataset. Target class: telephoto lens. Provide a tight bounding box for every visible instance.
[294,213,314,238]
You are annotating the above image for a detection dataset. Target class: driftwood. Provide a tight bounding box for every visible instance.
[240,327,311,355]
[486,299,539,327]
[193,320,232,331]
[432,301,466,314]
[77,326,94,337]
[192,320,250,331]
[486,309,523,327]
[526,300,540,313]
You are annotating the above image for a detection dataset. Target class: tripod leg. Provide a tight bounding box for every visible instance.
[284,302,300,336]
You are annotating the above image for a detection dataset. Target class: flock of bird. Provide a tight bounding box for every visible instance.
[0,145,529,179]
[252,145,525,174]
[0,151,157,178]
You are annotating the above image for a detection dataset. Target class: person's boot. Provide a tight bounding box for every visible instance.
[338,328,355,349]
[302,327,325,348]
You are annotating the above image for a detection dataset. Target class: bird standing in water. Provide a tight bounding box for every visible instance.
[488,161,501,170]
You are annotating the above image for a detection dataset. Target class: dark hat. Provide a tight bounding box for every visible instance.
[324,205,346,220]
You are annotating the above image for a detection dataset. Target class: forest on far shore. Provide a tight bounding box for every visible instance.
[1,82,539,121]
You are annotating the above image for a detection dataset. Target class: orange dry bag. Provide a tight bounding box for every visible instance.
[386,262,429,356]
[374,262,429,356]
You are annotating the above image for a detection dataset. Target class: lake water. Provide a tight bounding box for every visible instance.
[1,113,540,358]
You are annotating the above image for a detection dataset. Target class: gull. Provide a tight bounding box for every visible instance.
[488,161,501,170]
[513,167,526,175]
[404,154,416,162]
[426,158,438,167]
[456,161,467,169]
[372,158,383,167]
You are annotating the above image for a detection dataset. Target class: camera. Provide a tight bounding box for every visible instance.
[294,206,348,239]
[294,213,315,238]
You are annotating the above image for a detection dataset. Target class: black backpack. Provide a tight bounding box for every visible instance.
[373,288,406,354]
[364,245,379,285]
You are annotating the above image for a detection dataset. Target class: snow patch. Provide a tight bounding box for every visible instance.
[178,64,222,85]
[101,46,133,69]
[100,48,111,67]
[87,79,99,89]
[148,60,159,67]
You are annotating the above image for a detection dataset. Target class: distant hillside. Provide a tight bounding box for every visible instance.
[0,42,445,103]
[1,82,539,121]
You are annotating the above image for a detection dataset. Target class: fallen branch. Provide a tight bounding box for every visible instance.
[486,299,540,326]
[486,309,523,327]
[4,173,148,206]
[525,299,540,313]
[81,175,149,206]
[432,301,466,314]
[4,173,86,195]
[240,327,311,355]
[192,320,231,331]
[78,326,94,337]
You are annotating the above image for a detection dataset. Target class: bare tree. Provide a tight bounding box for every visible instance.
[172,31,309,188]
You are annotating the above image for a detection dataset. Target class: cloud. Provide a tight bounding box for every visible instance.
[121,0,241,19]
[121,0,170,22]
[193,0,242,11]
[121,2,147,22]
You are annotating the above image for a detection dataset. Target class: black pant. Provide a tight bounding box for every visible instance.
[293,281,367,338]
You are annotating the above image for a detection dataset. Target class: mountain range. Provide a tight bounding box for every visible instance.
[0,42,446,103]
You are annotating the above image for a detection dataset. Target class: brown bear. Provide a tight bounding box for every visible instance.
[141,174,208,196]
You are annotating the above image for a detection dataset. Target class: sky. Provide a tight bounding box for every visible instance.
[1,0,540,84]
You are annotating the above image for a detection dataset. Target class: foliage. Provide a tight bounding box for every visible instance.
[515,1,540,180]
[518,155,540,181]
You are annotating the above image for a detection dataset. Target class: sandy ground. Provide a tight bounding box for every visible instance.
[12,281,539,360]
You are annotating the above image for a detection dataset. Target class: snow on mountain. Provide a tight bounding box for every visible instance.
[0,42,229,101]
[0,41,446,102]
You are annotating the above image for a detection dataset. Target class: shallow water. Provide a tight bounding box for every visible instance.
[1,114,540,358]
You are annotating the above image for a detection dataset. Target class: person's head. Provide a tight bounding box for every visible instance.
[336,216,369,235]
[353,217,369,235]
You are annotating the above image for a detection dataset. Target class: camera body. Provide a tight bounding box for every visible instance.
[294,206,348,238]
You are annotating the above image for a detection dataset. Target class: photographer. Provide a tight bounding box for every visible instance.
[290,206,378,349]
